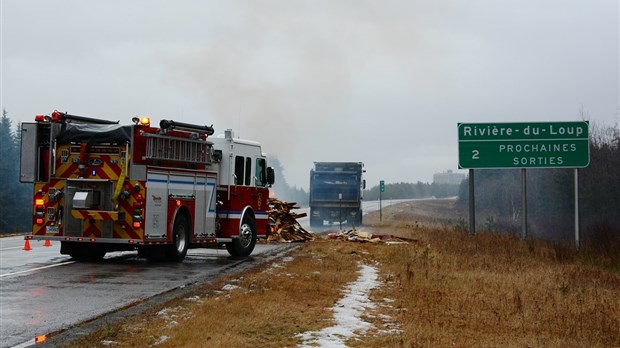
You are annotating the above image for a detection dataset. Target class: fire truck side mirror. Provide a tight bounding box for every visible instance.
[266,167,275,186]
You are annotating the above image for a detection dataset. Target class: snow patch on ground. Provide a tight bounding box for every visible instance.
[266,255,296,272]
[222,284,240,291]
[151,335,169,346]
[297,262,381,347]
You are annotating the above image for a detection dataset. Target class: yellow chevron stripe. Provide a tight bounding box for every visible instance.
[56,164,73,177]
[100,160,119,179]
[71,210,122,221]
[112,228,135,239]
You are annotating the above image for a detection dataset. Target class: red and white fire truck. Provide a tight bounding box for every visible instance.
[20,111,275,261]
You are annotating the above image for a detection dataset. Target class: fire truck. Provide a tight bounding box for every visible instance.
[20,111,275,262]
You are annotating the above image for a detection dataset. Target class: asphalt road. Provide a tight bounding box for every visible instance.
[0,239,293,348]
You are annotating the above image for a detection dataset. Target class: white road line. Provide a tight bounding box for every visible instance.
[1,246,25,251]
[0,261,76,278]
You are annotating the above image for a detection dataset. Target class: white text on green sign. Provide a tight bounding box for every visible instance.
[458,121,589,169]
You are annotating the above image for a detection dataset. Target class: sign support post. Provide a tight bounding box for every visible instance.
[469,169,475,235]
[521,168,527,240]
[574,169,580,250]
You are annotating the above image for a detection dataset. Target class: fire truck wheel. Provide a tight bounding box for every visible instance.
[167,215,190,262]
[226,215,256,258]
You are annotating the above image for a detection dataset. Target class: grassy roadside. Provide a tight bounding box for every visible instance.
[68,201,619,347]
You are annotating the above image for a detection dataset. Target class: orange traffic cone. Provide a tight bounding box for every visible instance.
[23,239,32,251]
[44,239,52,247]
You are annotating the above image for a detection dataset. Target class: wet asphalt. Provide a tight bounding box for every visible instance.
[0,239,294,348]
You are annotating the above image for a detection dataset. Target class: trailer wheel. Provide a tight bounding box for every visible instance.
[309,209,321,227]
[167,215,189,262]
[226,215,256,258]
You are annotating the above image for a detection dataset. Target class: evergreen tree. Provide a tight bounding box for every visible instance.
[0,109,33,233]
[0,110,16,232]
[268,156,308,205]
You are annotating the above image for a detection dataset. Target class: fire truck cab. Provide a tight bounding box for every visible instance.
[20,111,275,262]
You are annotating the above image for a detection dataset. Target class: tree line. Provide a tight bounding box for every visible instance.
[363,181,460,201]
[0,110,33,233]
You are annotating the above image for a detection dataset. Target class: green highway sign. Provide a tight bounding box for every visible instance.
[458,121,590,169]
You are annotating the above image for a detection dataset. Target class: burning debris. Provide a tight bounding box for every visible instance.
[267,198,316,242]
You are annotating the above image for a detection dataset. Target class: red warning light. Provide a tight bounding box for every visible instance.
[51,111,64,122]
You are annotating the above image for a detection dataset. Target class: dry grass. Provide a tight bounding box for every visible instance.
[67,241,374,348]
[366,224,619,347]
[68,202,620,348]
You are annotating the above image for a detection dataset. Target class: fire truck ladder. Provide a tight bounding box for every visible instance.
[143,133,213,164]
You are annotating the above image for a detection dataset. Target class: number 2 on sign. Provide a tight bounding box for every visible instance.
[472,150,479,160]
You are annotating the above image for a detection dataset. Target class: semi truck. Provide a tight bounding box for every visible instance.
[20,110,274,261]
[309,162,365,227]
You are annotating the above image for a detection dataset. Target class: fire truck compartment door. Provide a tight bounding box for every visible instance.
[145,171,217,239]
[20,123,37,183]
[145,172,170,239]
[195,175,217,238]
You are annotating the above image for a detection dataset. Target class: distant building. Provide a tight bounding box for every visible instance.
[433,170,466,185]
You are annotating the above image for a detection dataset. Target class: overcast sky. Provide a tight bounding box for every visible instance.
[1,0,618,189]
